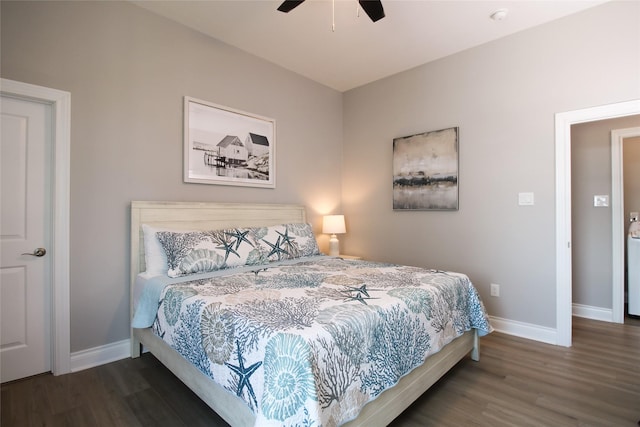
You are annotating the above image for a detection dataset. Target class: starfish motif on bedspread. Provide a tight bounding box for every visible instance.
[226,229,254,250]
[225,340,262,408]
[263,236,289,260]
[351,284,370,298]
[216,239,240,263]
[340,284,380,305]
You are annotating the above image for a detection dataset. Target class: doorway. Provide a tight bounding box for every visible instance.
[0,79,71,378]
[612,127,640,323]
[555,99,640,347]
[571,120,640,325]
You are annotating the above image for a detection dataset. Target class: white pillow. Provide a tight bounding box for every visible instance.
[141,224,170,276]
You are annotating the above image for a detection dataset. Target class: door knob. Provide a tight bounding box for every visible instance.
[22,248,46,257]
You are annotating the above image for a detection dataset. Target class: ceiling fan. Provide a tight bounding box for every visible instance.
[277,0,385,23]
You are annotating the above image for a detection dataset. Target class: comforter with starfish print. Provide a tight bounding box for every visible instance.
[145,256,492,427]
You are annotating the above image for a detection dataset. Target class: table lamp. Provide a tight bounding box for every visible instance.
[322,214,346,257]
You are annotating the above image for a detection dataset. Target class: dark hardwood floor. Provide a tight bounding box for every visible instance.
[2,316,639,427]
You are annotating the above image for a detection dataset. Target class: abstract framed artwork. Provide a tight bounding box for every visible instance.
[393,127,459,210]
[184,96,276,188]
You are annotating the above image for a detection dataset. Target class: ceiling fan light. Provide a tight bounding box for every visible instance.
[278,0,385,23]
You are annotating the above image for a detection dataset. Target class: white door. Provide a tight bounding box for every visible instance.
[1,94,52,382]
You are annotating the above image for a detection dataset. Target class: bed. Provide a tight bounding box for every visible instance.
[130,201,491,426]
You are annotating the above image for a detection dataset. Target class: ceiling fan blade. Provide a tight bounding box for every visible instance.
[358,0,385,22]
[277,0,306,13]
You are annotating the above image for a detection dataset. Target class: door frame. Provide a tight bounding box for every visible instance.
[555,99,640,347]
[1,78,70,376]
[612,126,640,323]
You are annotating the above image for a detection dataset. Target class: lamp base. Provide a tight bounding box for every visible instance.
[328,234,340,257]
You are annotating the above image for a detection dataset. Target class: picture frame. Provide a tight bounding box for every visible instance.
[184,96,276,188]
[393,127,459,210]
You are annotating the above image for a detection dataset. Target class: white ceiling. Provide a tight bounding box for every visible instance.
[132,0,607,92]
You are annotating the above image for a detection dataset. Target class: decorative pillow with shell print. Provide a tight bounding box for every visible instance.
[156,223,321,278]
[156,228,265,278]
[251,223,320,262]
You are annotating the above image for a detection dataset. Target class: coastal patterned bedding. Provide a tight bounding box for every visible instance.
[134,253,492,427]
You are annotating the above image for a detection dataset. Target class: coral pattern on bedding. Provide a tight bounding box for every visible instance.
[150,257,492,427]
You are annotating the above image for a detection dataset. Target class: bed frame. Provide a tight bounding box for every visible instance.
[130,201,479,426]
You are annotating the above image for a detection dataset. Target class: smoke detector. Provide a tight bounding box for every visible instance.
[490,8,509,21]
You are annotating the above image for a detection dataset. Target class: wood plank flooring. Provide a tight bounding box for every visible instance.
[2,316,639,427]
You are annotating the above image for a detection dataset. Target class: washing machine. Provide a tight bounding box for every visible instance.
[629,221,640,316]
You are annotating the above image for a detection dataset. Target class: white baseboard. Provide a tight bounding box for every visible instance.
[71,313,597,373]
[70,338,130,372]
[488,315,558,345]
[489,305,616,347]
[572,303,612,322]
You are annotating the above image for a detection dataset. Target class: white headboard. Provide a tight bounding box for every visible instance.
[130,201,307,281]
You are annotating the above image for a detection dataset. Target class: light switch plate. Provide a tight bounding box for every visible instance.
[594,195,609,207]
[518,192,534,206]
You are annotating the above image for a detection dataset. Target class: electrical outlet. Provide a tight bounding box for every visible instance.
[490,283,500,297]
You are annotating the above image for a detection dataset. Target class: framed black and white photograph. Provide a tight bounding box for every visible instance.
[184,96,275,188]
[393,127,459,210]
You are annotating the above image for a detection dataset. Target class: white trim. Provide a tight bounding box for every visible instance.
[1,79,71,375]
[70,339,130,373]
[572,303,612,322]
[63,306,612,372]
[74,316,562,373]
[612,127,640,324]
[74,316,566,373]
[555,99,640,347]
[555,111,573,347]
[488,316,557,345]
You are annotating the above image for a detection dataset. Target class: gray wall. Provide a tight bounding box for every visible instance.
[2,0,639,353]
[572,116,640,309]
[1,1,343,352]
[342,1,640,328]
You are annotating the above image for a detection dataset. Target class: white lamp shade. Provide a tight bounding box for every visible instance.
[322,215,346,234]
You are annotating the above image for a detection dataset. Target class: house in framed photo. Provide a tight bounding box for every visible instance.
[246,132,270,157]
[216,135,248,166]
[5,1,638,425]
[184,97,275,187]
